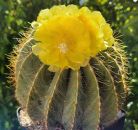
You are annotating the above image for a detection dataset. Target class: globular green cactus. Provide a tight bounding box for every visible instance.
[9,30,128,130]
[8,5,129,130]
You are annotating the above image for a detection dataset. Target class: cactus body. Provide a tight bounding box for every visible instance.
[9,31,128,130]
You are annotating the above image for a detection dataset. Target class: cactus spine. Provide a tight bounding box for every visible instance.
[9,29,128,130]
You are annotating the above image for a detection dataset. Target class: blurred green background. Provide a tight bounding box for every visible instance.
[0,0,138,130]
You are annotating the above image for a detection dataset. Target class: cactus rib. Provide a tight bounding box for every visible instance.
[62,70,80,130]
[91,58,118,126]
[99,52,126,109]
[82,65,100,130]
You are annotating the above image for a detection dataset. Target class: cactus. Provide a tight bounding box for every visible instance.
[8,5,129,130]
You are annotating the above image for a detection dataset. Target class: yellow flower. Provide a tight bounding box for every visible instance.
[32,5,114,71]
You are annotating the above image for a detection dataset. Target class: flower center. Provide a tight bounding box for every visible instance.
[58,43,68,54]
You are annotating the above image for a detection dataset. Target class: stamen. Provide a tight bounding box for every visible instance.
[58,43,68,53]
